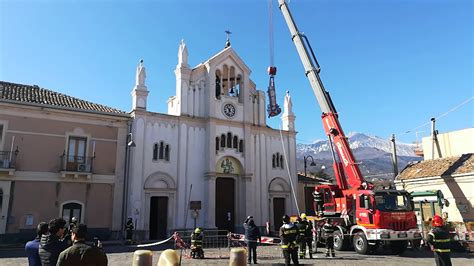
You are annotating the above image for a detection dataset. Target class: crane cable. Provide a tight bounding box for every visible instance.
[269,0,274,67]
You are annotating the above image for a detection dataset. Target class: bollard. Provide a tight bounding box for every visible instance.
[157,249,180,266]
[229,247,247,266]
[132,250,153,266]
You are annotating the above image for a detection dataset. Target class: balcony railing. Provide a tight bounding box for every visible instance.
[0,151,17,169]
[60,155,94,173]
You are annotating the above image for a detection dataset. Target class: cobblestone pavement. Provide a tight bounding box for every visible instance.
[1,245,472,265]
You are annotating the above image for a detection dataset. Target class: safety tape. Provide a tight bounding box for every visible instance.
[137,233,176,248]
[228,233,281,245]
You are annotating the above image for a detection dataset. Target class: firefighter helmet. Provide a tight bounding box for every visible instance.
[282,215,290,224]
[300,213,307,219]
[194,228,202,234]
[71,217,78,223]
[432,215,444,227]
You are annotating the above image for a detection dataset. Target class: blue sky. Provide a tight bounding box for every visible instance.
[1,0,472,144]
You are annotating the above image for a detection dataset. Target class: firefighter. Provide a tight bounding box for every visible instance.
[323,218,335,257]
[279,215,299,265]
[125,217,134,244]
[296,217,305,259]
[300,213,313,259]
[427,215,452,266]
[190,227,204,259]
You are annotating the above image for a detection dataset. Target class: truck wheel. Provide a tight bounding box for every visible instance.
[390,240,408,255]
[353,232,369,254]
[334,230,348,251]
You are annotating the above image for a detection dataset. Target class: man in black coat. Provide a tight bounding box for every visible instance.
[38,218,68,266]
[244,216,261,264]
[57,223,108,266]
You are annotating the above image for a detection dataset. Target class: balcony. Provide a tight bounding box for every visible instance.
[0,150,17,175]
[60,154,94,179]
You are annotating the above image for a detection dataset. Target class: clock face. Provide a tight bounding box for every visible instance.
[223,103,236,118]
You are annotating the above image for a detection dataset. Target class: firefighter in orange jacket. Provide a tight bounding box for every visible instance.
[427,215,451,266]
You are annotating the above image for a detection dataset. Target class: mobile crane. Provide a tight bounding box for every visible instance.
[277,0,422,254]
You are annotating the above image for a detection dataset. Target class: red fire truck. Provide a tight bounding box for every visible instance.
[277,0,422,254]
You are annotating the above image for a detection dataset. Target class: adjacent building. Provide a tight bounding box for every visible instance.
[127,41,298,240]
[0,81,129,242]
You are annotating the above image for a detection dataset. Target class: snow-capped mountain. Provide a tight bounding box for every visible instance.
[297,132,417,157]
[296,132,421,181]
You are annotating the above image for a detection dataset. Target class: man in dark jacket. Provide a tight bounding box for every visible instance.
[38,218,68,266]
[57,223,108,266]
[25,222,48,266]
[244,216,261,264]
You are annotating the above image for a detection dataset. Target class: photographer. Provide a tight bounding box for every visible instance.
[57,224,107,266]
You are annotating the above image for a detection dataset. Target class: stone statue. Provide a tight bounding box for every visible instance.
[178,39,188,66]
[284,90,294,115]
[136,59,146,86]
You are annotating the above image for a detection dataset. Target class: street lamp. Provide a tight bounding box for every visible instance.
[121,131,136,240]
[304,155,316,177]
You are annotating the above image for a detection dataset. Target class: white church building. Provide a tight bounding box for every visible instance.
[127,40,298,240]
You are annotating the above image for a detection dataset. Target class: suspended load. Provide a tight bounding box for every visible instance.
[267,66,281,117]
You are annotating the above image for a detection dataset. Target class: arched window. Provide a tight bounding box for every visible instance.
[159,142,164,159]
[215,70,222,99]
[227,133,232,148]
[233,136,238,149]
[165,145,170,161]
[239,140,244,153]
[0,188,3,212]
[272,155,276,168]
[153,143,158,160]
[276,153,280,167]
[216,137,220,152]
[280,155,284,169]
[221,134,226,148]
[61,202,82,224]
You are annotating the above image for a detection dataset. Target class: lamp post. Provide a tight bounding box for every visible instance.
[304,155,316,177]
[121,131,136,240]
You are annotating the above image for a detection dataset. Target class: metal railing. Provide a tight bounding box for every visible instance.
[60,154,94,172]
[0,151,16,169]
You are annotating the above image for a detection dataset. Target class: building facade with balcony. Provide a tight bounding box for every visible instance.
[0,81,129,242]
[127,41,298,240]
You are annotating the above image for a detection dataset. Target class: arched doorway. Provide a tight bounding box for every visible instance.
[215,156,242,232]
[269,177,291,232]
[215,177,235,232]
[144,172,176,240]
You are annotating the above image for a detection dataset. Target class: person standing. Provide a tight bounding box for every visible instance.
[298,213,313,259]
[190,227,204,259]
[427,215,452,266]
[244,216,261,264]
[323,218,336,257]
[38,218,68,266]
[279,215,299,265]
[57,224,108,266]
[125,217,134,244]
[25,222,48,266]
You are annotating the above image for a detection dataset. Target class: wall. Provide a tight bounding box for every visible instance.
[422,128,474,160]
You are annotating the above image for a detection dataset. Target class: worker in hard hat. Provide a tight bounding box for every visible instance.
[427,215,451,266]
[298,213,313,259]
[190,228,204,259]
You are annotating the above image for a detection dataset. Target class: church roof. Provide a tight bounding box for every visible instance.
[193,46,251,74]
[0,81,127,115]
[397,153,474,180]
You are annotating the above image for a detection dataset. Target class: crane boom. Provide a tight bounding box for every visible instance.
[277,0,365,190]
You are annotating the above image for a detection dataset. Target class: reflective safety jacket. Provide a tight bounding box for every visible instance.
[427,227,451,253]
[190,232,203,248]
[125,221,134,231]
[279,223,298,250]
[323,222,335,238]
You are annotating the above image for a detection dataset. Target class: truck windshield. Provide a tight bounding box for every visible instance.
[375,192,412,211]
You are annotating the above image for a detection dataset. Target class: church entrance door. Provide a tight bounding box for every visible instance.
[215,177,235,233]
[273,197,285,231]
[149,196,168,240]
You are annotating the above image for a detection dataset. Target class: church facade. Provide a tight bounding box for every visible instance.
[128,41,298,239]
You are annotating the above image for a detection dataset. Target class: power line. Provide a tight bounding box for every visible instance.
[397,96,474,136]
